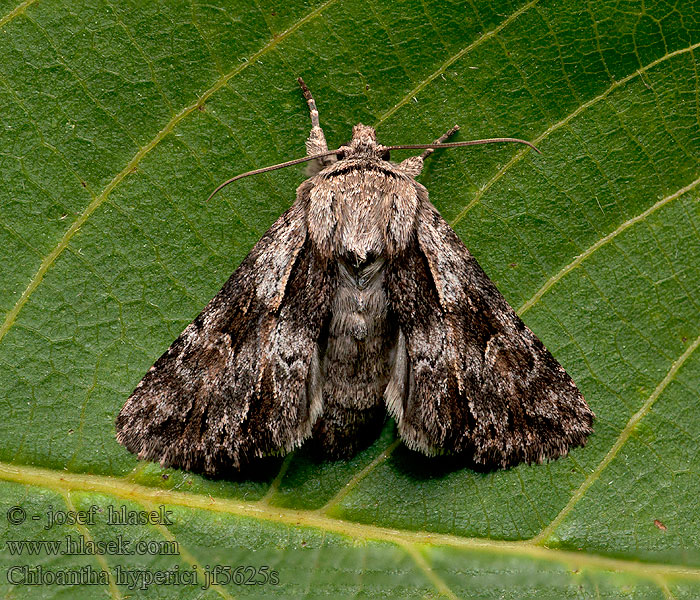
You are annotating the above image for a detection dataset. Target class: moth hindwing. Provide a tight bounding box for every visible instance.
[115,79,593,476]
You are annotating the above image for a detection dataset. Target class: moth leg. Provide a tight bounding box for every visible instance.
[397,125,460,177]
[298,77,336,174]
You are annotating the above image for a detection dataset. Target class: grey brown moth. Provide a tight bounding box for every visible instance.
[115,79,594,476]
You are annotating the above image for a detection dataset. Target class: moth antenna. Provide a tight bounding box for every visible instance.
[386,137,541,154]
[208,137,539,201]
[420,124,460,160]
[207,149,342,201]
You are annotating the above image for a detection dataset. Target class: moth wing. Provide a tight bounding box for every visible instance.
[385,196,593,469]
[116,195,333,475]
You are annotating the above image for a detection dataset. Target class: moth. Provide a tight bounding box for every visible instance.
[116,79,594,476]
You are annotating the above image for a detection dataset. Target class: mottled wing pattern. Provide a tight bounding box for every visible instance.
[385,191,593,469]
[116,196,334,475]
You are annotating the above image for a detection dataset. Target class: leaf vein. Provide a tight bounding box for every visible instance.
[63,491,123,600]
[320,439,401,514]
[0,0,37,28]
[399,541,461,600]
[0,0,339,348]
[450,39,700,226]
[531,327,700,544]
[140,497,236,600]
[374,0,541,125]
[517,173,700,315]
[103,0,177,115]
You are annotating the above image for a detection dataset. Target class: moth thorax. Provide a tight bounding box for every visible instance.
[307,160,419,259]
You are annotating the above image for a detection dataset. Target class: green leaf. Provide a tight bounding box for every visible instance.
[1,0,699,597]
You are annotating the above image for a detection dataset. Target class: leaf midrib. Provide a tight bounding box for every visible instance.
[0,460,697,584]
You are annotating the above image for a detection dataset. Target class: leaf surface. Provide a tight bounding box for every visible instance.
[0,0,699,597]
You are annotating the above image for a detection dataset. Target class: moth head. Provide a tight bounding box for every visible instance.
[341,123,389,160]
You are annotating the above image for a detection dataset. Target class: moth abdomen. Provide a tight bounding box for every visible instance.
[311,256,397,457]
